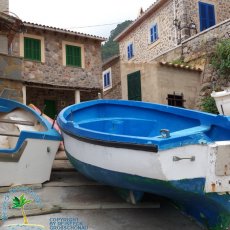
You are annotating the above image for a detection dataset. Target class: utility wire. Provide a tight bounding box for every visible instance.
[67,22,122,30]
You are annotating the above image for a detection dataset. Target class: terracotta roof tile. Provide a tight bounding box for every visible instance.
[114,0,168,41]
[159,61,202,72]
[24,21,106,41]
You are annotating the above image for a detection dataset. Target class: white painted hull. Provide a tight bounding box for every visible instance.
[0,139,59,186]
[211,90,230,115]
[63,132,230,194]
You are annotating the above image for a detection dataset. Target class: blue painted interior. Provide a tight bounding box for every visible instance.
[0,98,62,154]
[58,100,230,150]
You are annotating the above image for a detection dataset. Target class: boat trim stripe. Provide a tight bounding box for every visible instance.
[62,130,158,152]
[0,141,27,162]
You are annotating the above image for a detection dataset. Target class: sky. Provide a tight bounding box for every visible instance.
[9,0,156,38]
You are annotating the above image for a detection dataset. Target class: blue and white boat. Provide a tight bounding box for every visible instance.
[0,98,62,186]
[57,99,230,230]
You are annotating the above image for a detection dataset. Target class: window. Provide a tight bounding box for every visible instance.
[102,68,112,91]
[199,2,215,31]
[150,24,158,43]
[127,43,134,60]
[66,45,82,67]
[167,93,185,107]
[24,37,41,61]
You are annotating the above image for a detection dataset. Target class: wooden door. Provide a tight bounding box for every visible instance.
[127,71,142,101]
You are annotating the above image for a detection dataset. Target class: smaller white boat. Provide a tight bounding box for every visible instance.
[211,89,230,115]
[0,98,62,186]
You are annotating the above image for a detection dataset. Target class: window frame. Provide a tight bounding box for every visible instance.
[127,43,134,60]
[102,68,112,91]
[150,23,159,43]
[199,1,216,32]
[167,93,185,108]
[62,41,85,68]
[20,34,45,63]
[66,44,82,67]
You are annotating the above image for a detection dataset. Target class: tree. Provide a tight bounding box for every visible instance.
[102,20,133,61]
[12,194,32,224]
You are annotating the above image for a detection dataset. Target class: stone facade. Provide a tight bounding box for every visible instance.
[0,22,105,115]
[0,78,23,102]
[102,55,122,99]
[118,0,177,63]
[12,25,103,90]
[0,54,23,101]
[116,0,230,63]
[121,62,201,109]
[156,19,230,108]
[116,0,230,108]
[181,19,230,104]
[0,0,9,12]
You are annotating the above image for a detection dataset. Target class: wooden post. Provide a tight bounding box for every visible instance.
[22,85,26,105]
[75,90,80,104]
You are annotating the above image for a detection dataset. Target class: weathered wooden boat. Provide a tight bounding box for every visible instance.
[57,99,230,230]
[211,89,230,115]
[0,98,62,186]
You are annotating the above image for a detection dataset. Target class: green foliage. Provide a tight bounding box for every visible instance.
[211,39,230,78]
[101,20,133,61]
[12,194,32,209]
[201,96,219,114]
[171,59,191,67]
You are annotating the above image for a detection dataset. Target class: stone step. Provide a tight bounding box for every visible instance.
[52,159,75,171]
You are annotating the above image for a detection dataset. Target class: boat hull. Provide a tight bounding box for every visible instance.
[0,138,59,186]
[211,90,230,115]
[63,131,230,230]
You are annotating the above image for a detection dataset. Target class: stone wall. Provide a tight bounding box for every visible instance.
[119,0,177,63]
[0,0,9,12]
[120,62,201,109]
[119,0,230,64]
[0,54,23,102]
[12,27,102,90]
[186,0,230,33]
[156,19,230,108]
[102,56,122,99]
[181,19,230,99]
[0,79,23,102]
[0,53,22,80]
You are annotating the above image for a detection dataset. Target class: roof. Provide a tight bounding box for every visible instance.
[24,22,106,42]
[159,61,202,72]
[114,0,168,42]
[102,54,120,67]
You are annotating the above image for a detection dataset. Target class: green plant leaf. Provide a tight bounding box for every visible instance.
[12,196,22,209]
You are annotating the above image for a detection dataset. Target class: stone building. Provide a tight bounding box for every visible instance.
[102,55,122,99]
[0,0,105,118]
[114,0,230,108]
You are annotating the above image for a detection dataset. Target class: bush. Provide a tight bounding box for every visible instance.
[211,39,230,78]
[201,96,219,114]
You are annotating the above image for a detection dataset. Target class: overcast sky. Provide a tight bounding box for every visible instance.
[9,0,156,38]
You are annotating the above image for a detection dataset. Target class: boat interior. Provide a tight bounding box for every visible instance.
[0,108,46,150]
[69,103,230,142]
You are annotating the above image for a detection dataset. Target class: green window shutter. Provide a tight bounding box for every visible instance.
[66,45,82,67]
[24,37,41,61]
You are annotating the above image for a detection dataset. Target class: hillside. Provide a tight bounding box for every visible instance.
[101,20,133,61]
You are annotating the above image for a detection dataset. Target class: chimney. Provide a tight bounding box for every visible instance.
[0,0,9,13]
[138,7,144,17]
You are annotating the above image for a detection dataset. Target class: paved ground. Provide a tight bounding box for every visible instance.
[0,151,204,229]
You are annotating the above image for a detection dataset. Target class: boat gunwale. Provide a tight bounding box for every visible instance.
[62,129,158,152]
[0,98,62,154]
